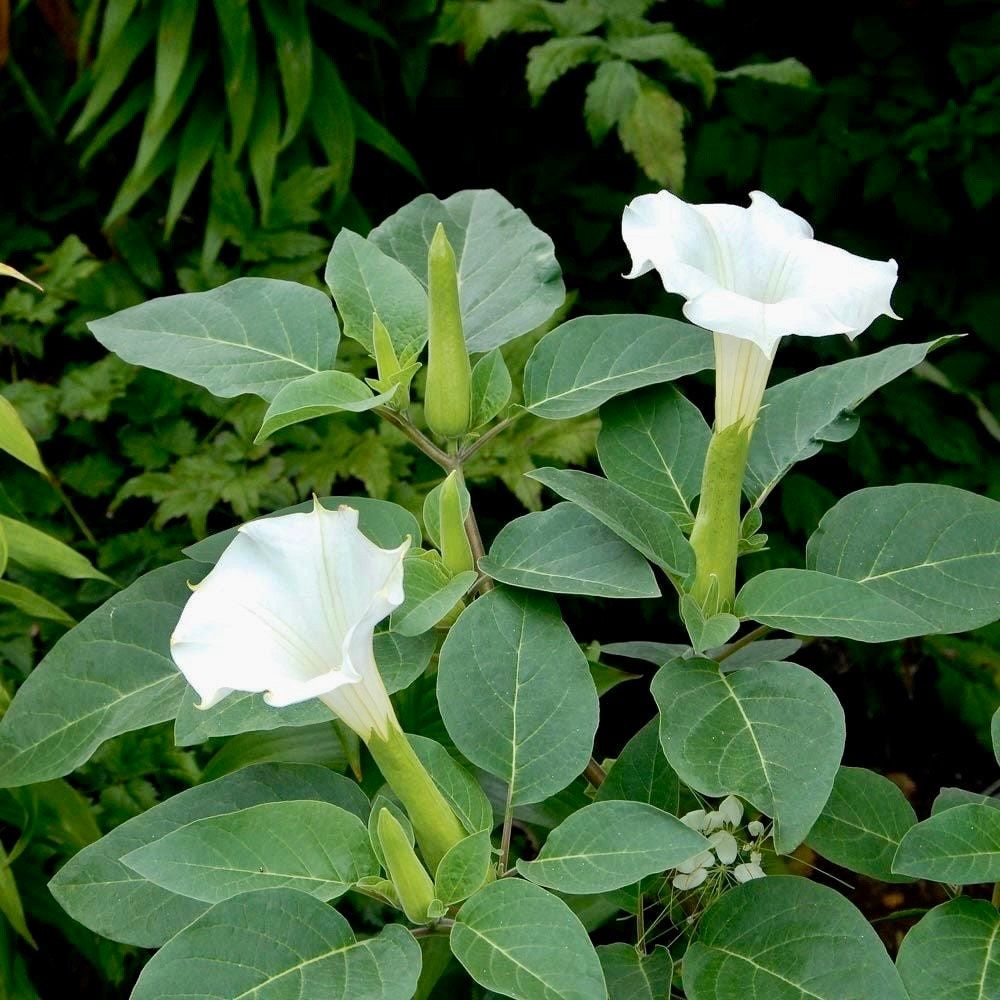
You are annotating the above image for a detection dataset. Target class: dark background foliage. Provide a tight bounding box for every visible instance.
[0,0,996,994]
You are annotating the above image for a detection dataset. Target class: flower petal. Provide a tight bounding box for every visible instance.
[709,830,739,865]
[673,867,709,890]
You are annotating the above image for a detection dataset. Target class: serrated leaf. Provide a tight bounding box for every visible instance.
[584,60,642,141]
[130,888,420,999]
[653,658,845,853]
[618,82,685,190]
[451,880,607,999]
[892,804,1000,884]
[720,57,813,88]
[526,36,606,102]
[524,314,712,419]
[517,800,709,893]
[370,189,564,353]
[88,278,340,402]
[480,503,660,598]
[438,588,598,806]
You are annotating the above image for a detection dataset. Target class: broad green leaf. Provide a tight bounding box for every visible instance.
[131,888,420,1000]
[480,503,660,598]
[470,348,513,428]
[390,559,477,637]
[653,658,845,853]
[407,734,494,836]
[452,879,607,999]
[806,766,917,882]
[0,396,47,476]
[584,60,641,142]
[596,718,680,814]
[370,189,565,352]
[744,340,949,505]
[200,723,347,781]
[0,515,110,581]
[121,800,375,903]
[619,82,685,190]
[598,943,672,1000]
[896,898,1000,1000]
[423,476,470,549]
[49,763,367,947]
[589,660,639,696]
[324,229,428,357]
[173,630,433,744]
[438,588,598,806]
[88,278,340,402]
[434,830,492,905]
[528,468,694,579]
[807,484,1000,635]
[517,801,709,893]
[715,637,802,670]
[255,370,395,441]
[684,877,907,999]
[183,495,421,562]
[598,385,711,529]
[0,581,73,626]
[600,641,690,665]
[735,568,931,641]
[933,788,1000,815]
[258,0,313,147]
[0,561,202,787]
[892,804,1000,884]
[680,595,739,654]
[524,315,712,419]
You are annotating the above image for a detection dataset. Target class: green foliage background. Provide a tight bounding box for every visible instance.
[0,0,996,994]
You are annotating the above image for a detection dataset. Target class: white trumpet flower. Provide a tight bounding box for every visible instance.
[170,501,408,741]
[622,189,899,431]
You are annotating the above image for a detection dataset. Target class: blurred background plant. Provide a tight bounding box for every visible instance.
[0,0,997,994]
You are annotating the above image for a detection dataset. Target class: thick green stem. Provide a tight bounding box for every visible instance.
[366,722,468,873]
[689,424,752,613]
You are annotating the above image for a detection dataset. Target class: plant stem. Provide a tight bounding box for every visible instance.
[993,883,1000,907]
[688,424,752,613]
[48,475,99,548]
[498,783,515,872]
[459,411,524,462]
[411,919,456,938]
[716,625,772,661]
[376,407,455,471]
[583,758,606,787]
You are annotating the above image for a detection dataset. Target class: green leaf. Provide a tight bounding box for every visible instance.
[258,0,313,147]
[324,229,429,357]
[0,396,47,476]
[407,734,494,836]
[200,723,347,781]
[933,788,1000,815]
[896,898,1000,1000]
[744,340,950,505]
[423,477,470,549]
[481,503,660,598]
[596,718,680,814]
[248,77,281,223]
[183,495,421,562]
[370,189,565,353]
[806,767,918,883]
[680,595,739,654]
[470,348,513,428]
[598,385,710,530]
[523,315,712,419]
[517,801,709,893]
[892,804,1000,884]
[683,877,907,999]
[584,60,641,142]
[652,658,845,853]
[212,0,255,156]
[528,468,694,579]
[807,484,1000,635]
[390,559,477,637]
[0,561,202,787]
[720,57,813,88]
[598,943,672,1000]
[0,515,110,581]
[735,568,932,641]
[0,840,34,946]
[618,81,685,190]
[609,31,716,99]
[165,97,224,236]
[88,278,340,402]
[351,101,424,182]
[48,763,367,947]
[434,830,492,905]
[451,879,607,999]
[130,888,420,1000]
[994,708,1000,768]
[121,800,375,903]
[0,581,73,626]
[149,0,198,128]
[438,588,598,806]
[526,37,606,102]
[310,52,355,200]
[255,370,395,441]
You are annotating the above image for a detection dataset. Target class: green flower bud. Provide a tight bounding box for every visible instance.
[439,471,475,575]
[377,807,437,924]
[424,224,472,439]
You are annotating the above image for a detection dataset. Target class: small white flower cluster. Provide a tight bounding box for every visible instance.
[671,796,766,890]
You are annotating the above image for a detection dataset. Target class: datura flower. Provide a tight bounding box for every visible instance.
[170,501,468,870]
[171,501,408,741]
[622,189,899,431]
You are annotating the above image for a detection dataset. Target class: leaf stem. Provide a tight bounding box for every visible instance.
[48,474,99,549]
[715,624,772,662]
[499,782,515,872]
[375,407,455,471]
[459,411,524,462]
[583,758,606,787]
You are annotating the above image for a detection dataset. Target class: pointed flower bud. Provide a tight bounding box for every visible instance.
[424,224,472,439]
[438,471,475,575]
[377,808,436,924]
